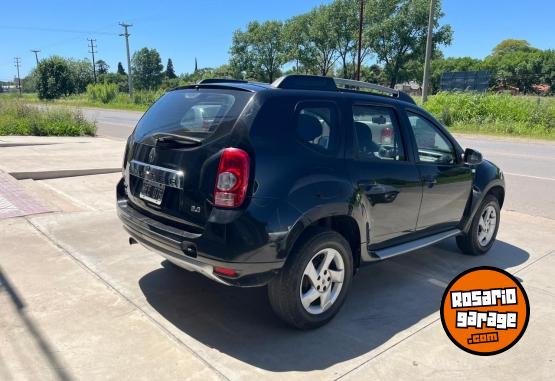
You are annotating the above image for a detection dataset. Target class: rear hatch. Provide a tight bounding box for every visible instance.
[125,87,253,228]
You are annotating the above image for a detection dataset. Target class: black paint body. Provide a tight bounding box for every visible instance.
[117,82,505,286]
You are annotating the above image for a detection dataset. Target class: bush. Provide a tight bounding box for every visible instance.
[86,83,118,104]
[131,89,165,106]
[36,56,74,100]
[423,92,555,138]
[0,98,96,136]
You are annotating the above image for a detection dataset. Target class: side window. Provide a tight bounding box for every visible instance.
[352,105,405,161]
[407,112,455,164]
[295,104,339,153]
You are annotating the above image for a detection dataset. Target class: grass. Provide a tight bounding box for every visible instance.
[10,86,167,112]
[20,93,149,112]
[4,90,555,140]
[421,92,555,140]
[0,97,96,136]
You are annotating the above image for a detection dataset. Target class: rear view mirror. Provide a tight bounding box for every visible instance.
[372,115,386,124]
[464,148,483,165]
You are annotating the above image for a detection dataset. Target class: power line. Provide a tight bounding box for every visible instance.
[119,22,133,96]
[14,57,21,95]
[30,50,40,66]
[0,25,117,35]
[87,38,98,83]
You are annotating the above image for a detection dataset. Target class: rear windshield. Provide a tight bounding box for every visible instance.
[134,88,253,142]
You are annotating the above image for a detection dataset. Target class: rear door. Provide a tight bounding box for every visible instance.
[347,102,422,245]
[404,111,472,230]
[125,88,253,227]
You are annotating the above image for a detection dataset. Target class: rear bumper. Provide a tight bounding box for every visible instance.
[116,179,283,287]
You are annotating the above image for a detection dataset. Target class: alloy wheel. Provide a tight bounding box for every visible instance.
[299,248,345,315]
[477,205,497,247]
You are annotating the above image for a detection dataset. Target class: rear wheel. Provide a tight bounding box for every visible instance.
[268,229,353,329]
[456,194,500,255]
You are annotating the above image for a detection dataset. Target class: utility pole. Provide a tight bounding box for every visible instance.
[119,22,133,96]
[421,0,436,103]
[14,57,22,95]
[87,38,98,83]
[31,50,40,66]
[355,0,364,81]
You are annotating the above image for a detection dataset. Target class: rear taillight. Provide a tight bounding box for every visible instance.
[214,148,250,208]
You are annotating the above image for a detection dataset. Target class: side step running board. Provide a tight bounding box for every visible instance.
[369,229,461,260]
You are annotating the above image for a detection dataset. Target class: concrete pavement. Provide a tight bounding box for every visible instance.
[1,126,554,380]
[2,190,554,380]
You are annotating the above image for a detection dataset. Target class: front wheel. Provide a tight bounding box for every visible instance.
[456,194,500,255]
[268,229,353,329]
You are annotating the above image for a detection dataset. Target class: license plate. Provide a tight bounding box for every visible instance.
[139,180,165,205]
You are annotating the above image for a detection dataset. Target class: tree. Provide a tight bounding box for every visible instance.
[360,64,388,85]
[36,56,73,99]
[96,60,109,75]
[491,39,538,56]
[430,56,483,92]
[230,20,287,82]
[99,72,129,92]
[182,64,243,83]
[68,59,94,93]
[306,5,340,76]
[283,13,316,74]
[366,0,453,87]
[131,47,164,90]
[328,0,363,79]
[166,58,177,79]
[117,62,126,75]
[21,69,38,93]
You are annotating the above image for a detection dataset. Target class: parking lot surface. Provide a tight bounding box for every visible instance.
[1,131,554,380]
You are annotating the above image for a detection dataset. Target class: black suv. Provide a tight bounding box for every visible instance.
[117,75,505,328]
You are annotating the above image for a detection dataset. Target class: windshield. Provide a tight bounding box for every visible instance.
[134,88,253,142]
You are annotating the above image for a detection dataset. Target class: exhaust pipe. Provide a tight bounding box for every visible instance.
[129,237,138,245]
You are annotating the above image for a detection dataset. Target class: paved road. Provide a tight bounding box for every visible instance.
[82,107,555,220]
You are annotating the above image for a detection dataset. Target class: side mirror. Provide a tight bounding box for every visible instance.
[464,148,483,165]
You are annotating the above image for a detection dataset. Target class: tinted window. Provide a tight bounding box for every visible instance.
[295,104,339,153]
[134,89,252,141]
[352,105,405,161]
[408,113,455,164]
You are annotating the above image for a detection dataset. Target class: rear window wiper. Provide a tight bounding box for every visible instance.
[152,132,202,147]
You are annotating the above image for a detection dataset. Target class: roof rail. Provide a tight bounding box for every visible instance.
[334,78,415,104]
[271,75,415,104]
[197,78,248,84]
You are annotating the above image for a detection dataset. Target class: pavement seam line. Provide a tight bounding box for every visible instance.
[24,217,231,381]
[514,249,555,275]
[334,317,441,381]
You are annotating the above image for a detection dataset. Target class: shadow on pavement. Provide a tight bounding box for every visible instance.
[0,269,73,381]
[139,238,528,372]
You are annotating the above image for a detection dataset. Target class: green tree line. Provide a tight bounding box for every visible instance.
[15,0,555,100]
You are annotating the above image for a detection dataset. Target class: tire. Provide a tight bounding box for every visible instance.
[456,194,500,255]
[268,228,353,329]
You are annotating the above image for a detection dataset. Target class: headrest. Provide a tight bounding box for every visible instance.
[354,121,372,141]
[297,114,323,142]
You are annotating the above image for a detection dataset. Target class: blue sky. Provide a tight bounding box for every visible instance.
[1,0,553,81]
